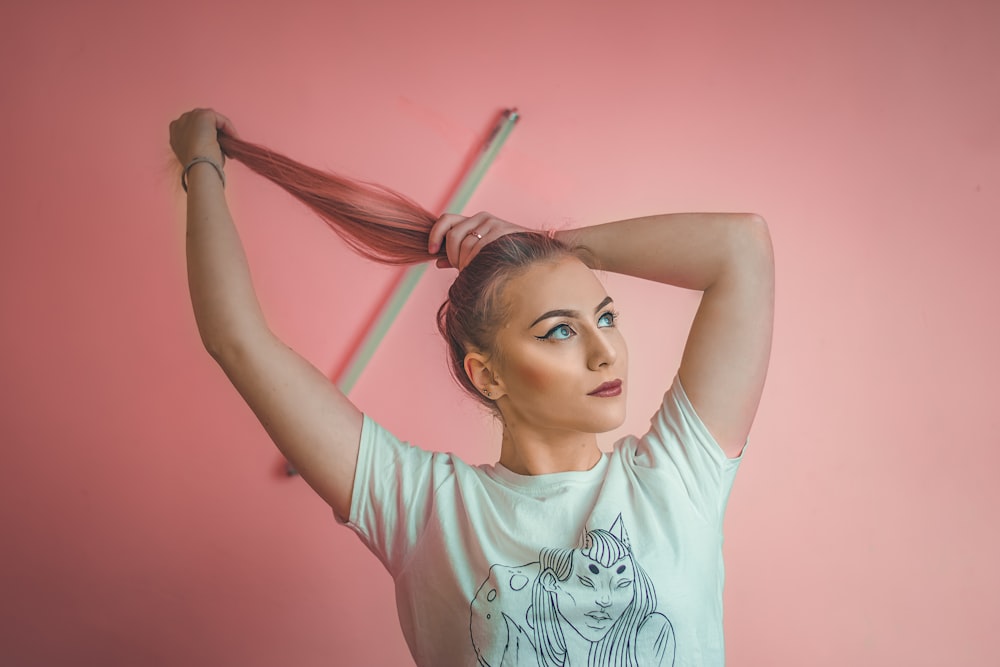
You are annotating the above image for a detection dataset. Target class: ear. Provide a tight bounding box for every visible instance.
[464,351,506,401]
[539,569,561,594]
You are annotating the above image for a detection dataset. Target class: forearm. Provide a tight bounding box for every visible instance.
[185,162,269,356]
[556,212,773,452]
[554,212,771,291]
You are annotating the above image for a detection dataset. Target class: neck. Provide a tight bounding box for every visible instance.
[498,422,602,476]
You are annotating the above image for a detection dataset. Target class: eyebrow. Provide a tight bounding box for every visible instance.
[529,296,614,328]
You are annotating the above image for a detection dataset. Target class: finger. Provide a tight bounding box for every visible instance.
[456,218,496,271]
[458,211,498,270]
[456,232,480,271]
[446,216,488,269]
[428,213,466,255]
[215,112,238,138]
[435,257,453,269]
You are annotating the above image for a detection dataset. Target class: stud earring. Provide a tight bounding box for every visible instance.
[483,389,492,398]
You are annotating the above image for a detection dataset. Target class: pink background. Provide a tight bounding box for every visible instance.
[2,0,997,664]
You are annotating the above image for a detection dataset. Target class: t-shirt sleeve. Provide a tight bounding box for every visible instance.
[630,375,746,527]
[338,413,450,574]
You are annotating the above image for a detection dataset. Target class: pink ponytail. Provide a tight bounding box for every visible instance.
[218,133,438,265]
[217,131,580,411]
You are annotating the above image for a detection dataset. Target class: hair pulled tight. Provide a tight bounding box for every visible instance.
[218,133,580,409]
[219,134,437,265]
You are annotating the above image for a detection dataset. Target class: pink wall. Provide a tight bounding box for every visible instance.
[2,0,997,664]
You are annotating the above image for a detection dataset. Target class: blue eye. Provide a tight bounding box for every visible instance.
[598,310,618,328]
[541,324,574,341]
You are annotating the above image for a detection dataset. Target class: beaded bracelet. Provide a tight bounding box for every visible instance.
[181,156,226,193]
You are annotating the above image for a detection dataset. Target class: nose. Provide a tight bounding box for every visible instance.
[587,330,618,371]
[596,589,612,608]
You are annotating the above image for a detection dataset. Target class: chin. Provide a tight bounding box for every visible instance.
[600,417,628,434]
[585,407,628,434]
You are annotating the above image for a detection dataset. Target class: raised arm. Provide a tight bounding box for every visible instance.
[171,109,362,519]
[429,210,774,459]
[558,213,774,458]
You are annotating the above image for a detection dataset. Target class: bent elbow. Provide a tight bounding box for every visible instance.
[198,324,266,369]
[743,213,770,239]
[722,214,774,288]
[738,213,773,262]
[201,334,232,363]
[200,330,240,366]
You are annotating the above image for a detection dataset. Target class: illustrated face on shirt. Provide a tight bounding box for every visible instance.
[543,552,636,642]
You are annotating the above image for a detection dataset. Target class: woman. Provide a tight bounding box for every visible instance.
[170,108,773,666]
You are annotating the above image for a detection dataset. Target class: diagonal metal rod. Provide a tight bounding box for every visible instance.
[286,108,520,476]
[335,108,520,394]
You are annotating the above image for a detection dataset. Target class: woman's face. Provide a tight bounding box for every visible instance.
[491,256,628,434]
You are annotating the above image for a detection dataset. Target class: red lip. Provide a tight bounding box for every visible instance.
[588,379,623,397]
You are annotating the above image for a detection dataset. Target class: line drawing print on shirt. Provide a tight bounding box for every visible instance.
[469,514,676,667]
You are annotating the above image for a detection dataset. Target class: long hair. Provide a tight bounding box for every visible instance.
[218,133,581,408]
[219,134,438,265]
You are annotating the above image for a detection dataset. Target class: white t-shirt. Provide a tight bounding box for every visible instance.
[343,377,744,666]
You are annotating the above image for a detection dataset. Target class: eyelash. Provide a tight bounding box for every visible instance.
[536,310,619,341]
[601,310,620,328]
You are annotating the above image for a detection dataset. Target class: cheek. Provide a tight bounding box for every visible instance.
[504,350,565,394]
[613,583,634,604]
[514,362,554,392]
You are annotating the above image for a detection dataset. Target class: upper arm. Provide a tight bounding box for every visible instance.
[678,215,774,458]
[212,330,363,520]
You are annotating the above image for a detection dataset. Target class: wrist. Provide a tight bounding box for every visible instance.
[181,156,226,192]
